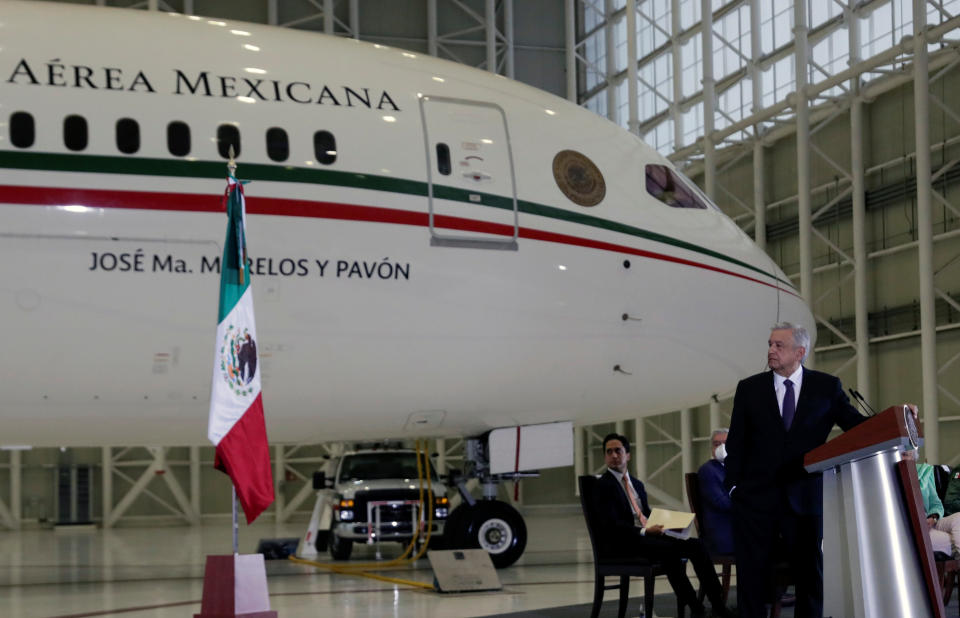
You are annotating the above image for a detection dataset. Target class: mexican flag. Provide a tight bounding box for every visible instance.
[208,175,274,524]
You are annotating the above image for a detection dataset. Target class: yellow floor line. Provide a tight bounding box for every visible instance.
[288,555,435,590]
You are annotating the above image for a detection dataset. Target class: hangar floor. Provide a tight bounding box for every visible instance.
[0,508,696,617]
[2,509,957,617]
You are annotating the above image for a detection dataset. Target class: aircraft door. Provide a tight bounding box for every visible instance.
[419,95,519,250]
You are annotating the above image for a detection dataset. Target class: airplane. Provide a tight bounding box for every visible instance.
[0,0,811,567]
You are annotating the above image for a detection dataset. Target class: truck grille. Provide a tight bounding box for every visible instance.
[353,489,433,523]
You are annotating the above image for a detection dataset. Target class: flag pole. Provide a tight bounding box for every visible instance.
[232,486,239,555]
[227,148,240,557]
[197,151,276,618]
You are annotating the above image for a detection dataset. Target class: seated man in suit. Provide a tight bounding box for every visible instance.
[596,432,734,618]
[697,428,733,557]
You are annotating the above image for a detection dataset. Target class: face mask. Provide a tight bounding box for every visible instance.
[714,442,727,463]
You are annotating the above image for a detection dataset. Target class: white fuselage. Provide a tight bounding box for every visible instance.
[0,1,811,446]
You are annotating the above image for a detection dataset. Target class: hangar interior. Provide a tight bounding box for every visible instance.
[2,0,959,616]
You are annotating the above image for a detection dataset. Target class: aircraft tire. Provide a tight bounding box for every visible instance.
[448,501,527,568]
[328,529,353,560]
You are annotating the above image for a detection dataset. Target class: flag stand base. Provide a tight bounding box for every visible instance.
[194,554,277,618]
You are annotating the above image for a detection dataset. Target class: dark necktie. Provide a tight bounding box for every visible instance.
[783,379,796,430]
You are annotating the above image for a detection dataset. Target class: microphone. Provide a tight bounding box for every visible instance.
[848,388,869,416]
[848,388,878,417]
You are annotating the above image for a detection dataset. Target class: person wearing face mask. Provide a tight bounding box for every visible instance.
[697,428,733,557]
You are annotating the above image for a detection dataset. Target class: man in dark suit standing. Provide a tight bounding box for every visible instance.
[597,433,734,618]
[724,322,866,618]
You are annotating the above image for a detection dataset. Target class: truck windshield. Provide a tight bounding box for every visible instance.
[339,453,439,481]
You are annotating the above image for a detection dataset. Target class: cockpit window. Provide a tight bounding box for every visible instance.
[645,164,709,209]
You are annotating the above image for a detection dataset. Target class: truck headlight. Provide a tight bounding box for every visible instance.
[434,495,449,519]
[336,499,354,521]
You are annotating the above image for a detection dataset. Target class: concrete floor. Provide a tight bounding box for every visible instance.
[3,509,956,617]
[1,508,690,617]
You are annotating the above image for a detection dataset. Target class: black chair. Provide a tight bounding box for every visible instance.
[578,474,685,618]
[684,473,734,605]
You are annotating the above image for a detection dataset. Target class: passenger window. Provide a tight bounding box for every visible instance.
[436,143,451,176]
[266,127,289,162]
[64,115,88,151]
[167,121,190,157]
[116,118,140,154]
[217,124,241,159]
[313,130,336,165]
[10,111,35,148]
[645,164,709,209]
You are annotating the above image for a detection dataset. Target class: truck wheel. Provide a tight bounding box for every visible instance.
[329,529,353,560]
[449,501,527,568]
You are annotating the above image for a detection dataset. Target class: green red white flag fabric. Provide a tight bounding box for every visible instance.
[208,175,274,524]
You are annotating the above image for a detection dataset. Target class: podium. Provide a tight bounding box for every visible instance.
[804,405,944,618]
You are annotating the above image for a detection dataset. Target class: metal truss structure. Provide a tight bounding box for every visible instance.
[569,0,960,496]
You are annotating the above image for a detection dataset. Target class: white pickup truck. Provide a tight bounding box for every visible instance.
[319,449,450,560]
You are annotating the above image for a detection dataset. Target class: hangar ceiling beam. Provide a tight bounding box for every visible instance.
[849,0,871,403]
[914,0,940,463]
[487,0,497,72]
[429,0,438,55]
[668,13,960,170]
[795,1,814,367]
[425,0,514,75]
[669,0,682,145]
[626,0,639,134]
[565,0,576,101]
[504,0,514,77]
[750,0,765,250]
[700,0,716,200]
[604,0,617,120]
